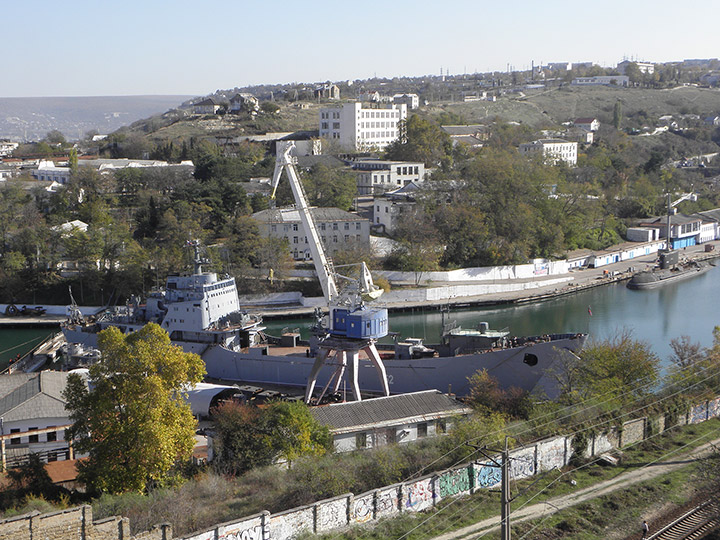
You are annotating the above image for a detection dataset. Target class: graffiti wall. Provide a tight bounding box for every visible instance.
[435,466,473,502]
[536,437,566,472]
[218,514,265,540]
[690,402,708,424]
[621,418,645,447]
[374,486,401,519]
[268,507,313,540]
[315,496,349,533]
[709,398,720,418]
[402,477,434,513]
[509,448,535,481]
[349,492,375,524]
[474,461,502,490]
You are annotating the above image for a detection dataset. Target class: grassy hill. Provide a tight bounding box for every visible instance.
[425,85,720,128]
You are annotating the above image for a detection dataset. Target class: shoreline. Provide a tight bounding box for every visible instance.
[1,246,717,326]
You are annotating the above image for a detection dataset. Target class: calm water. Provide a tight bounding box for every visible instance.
[264,264,720,366]
[2,265,718,369]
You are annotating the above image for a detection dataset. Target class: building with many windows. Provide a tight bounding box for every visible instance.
[519,139,578,166]
[318,102,407,151]
[252,206,370,260]
[351,159,425,195]
[372,182,420,233]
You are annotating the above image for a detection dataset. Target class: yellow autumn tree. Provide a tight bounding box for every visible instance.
[63,323,205,494]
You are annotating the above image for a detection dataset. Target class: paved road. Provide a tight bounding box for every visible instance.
[429,434,720,540]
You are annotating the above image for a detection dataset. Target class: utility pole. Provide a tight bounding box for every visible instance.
[470,436,512,539]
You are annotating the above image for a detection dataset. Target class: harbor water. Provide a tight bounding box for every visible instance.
[1,264,719,371]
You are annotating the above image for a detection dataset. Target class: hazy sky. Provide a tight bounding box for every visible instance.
[3,0,718,98]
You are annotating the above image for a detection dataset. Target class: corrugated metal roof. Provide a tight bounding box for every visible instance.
[253,207,366,223]
[309,390,471,430]
[0,372,70,421]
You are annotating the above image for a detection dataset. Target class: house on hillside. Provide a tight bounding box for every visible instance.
[309,390,472,452]
[441,124,488,148]
[193,97,224,115]
[573,118,600,132]
[572,76,629,87]
[229,93,260,114]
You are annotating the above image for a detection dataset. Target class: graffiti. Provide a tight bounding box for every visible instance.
[537,438,565,472]
[316,501,345,531]
[437,468,471,498]
[476,464,501,489]
[376,490,399,516]
[510,453,534,480]
[220,525,262,540]
[405,480,434,510]
[709,399,720,419]
[691,404,708,424]
[351,495,374,523]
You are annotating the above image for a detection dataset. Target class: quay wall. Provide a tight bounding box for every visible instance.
[7,396,720,540]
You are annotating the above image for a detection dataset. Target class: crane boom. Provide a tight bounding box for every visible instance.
[271,141,338,302]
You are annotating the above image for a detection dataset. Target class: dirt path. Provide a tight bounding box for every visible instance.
[429,436,720,540]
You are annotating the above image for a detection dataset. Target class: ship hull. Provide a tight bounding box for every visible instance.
[202,333,587,399]
[627,263,710,290]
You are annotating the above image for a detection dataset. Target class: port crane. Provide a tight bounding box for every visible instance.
[271,141,390,403]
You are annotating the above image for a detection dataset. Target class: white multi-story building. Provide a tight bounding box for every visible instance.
[352,159,425,195]
[252,206,370,260]
[319,102,407,151]
[571,76,629,87]
[392,93,419,110]
[617,60,655,75]
[519,139,578,166]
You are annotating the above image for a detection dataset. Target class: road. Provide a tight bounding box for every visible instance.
[429,435,720,540]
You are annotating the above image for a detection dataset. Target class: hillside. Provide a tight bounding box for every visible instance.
[0,95,194,142]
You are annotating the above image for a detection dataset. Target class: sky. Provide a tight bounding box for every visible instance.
[3,0,719,98]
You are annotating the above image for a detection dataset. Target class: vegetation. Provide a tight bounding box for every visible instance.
[211,400,333,475]
[63,323,206,494]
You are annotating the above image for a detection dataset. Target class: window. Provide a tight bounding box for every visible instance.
[333,235,338,243]
[436,419,446,434]
[322,122,328,129]
[356,432,367,449]
[271,225,277,232]
[293,236,298,244]
[292,224,298,231]
[321,223,326,230]
[46,427,57,442]
[344,223,349,230]
[333,122,340,129]
[344,235,349,241]
[356,223,361,230]
[397,167,401,174]
[28,427,39,443]
[10,428,20,445]
[333,223,338,230]
[417,423,428,438]
[414,166,419,174]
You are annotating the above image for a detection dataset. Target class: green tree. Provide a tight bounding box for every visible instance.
[384,115,453,167]
[63,323,206,494]
[44,130,66,145]
[570,330,660,407]
[613,100,623,130]
[212,400,332,474]
[302,164,357,211]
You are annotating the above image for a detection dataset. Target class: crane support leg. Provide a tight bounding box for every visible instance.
[305,348,331,403]
[332,351,347,393]
[348,350,362,402]
[363,343,390,396]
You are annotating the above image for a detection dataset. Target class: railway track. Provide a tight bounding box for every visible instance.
[647,499,720,540]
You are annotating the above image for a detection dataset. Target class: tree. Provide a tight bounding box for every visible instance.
[467,369,533,419]
[384,115,453,167]
[613,100,623,130]
[570,330,660,407]
[44,130,66,145]
[63,323,206,493]
[212,400,332,474]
